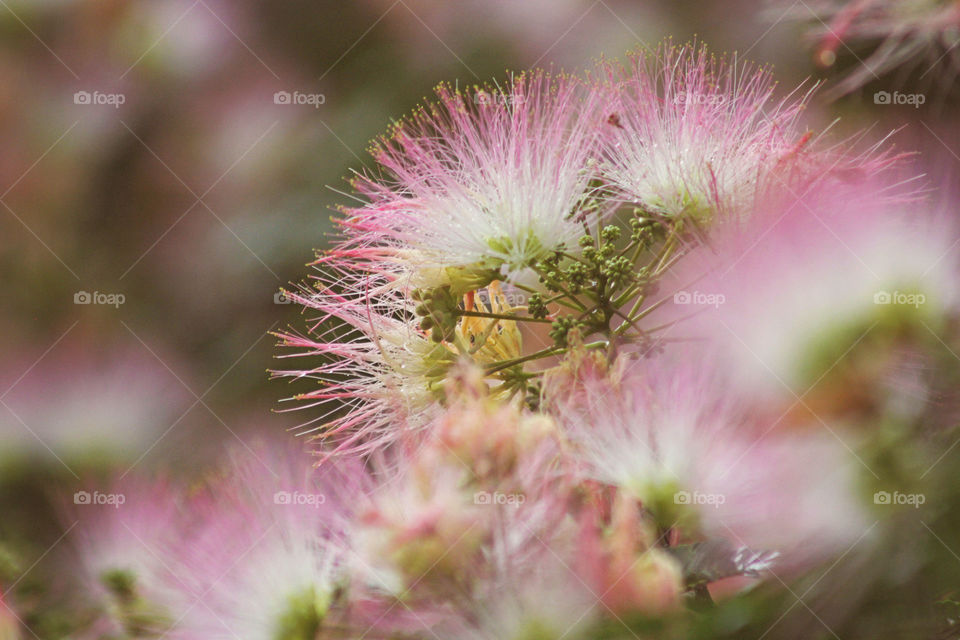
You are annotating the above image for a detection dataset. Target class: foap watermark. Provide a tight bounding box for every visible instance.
[674,490,725,508]
[74,490,126,508]
[74,90,125,108]
[274,291,293,305]
[873,290,925,308]
[473,91,523,106]
[273,490,326,507]
[874,91,925,108]
[673,93,725,105]
[874,490,925,508]
[274,90,325,109]
[673,290,725,308]
[474,491,525,507]
[74,291,125,308]
[473,290,527,307]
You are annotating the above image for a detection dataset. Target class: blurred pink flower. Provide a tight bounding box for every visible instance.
[166,440,360,640]
[784,0,960,96]
[67,439,366,639]
[545,349,870,566]
[348,378,578,635]
[658,185,960,420]
[68,477,191,637]
[0,346,190,464]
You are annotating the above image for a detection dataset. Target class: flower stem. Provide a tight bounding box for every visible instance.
[457,310,553,324]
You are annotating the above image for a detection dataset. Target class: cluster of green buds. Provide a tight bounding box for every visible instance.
[527,213,676,350]
[404,211,686,410]
[412,285,460,343]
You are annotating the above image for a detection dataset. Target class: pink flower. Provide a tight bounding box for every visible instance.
[594,42,904,222]
[1,346,190,464]
[67,440,366,640]
[330,70,609,294]
[348,377,578,635]
[68,478,192,637]
[657,185,959,421]
[272,270,452,457]
[165,440,361,640]
[577,491,684,617]
[545,350,870,566]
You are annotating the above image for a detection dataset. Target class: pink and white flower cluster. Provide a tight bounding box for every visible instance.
[69,41,960,639]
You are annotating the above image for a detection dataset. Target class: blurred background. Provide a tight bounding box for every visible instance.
[1,0,958,636]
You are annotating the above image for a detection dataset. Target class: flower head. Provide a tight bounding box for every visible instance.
[351,373,568,600]
[595,41,902,222]
[545,350,869,564]
[658,186,960,421]
[273,268,454,456]
[167,441,361,640]
[333,70,607,294]
[69,479,190,637]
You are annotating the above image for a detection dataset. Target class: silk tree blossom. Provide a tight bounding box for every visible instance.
[573,490,684,616]
[780,0,960,97]
[354,380,685,637]
[595,42,902,222]
[352,375,568,598]
[167,442,362,640]
[272,268,455,457]
[437,553,602,640]
[69,479,192,637]
[276,44,911,458]
[273,253,541,456]
[545,350,869,564]
[658,187,960,420]
[0,347,189,464]
[68,442,371,640]
[332,70,608,295]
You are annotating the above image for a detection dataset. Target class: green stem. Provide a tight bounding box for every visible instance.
[622,310,704,336]
[615,294,674,336]
[484,346,564,375]
[457,310,553,324]
[652,250,686,277]
[484,340,606,375]
[612,279,645,309]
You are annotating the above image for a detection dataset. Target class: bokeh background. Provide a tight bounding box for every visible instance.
[1,0,958,635]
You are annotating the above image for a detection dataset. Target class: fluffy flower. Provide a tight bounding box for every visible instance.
[1,347,188,464]
[545,350,870,564]
[272,268,454,456]
[436,553,601,640]
[273,257,539,457]
[594,42,901,222]
[67,441,365,640]
[349,376,574,635]
[658,186,960,420]
[331,70,607,294]
[68,479,191,638]
[167,441,361,640]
